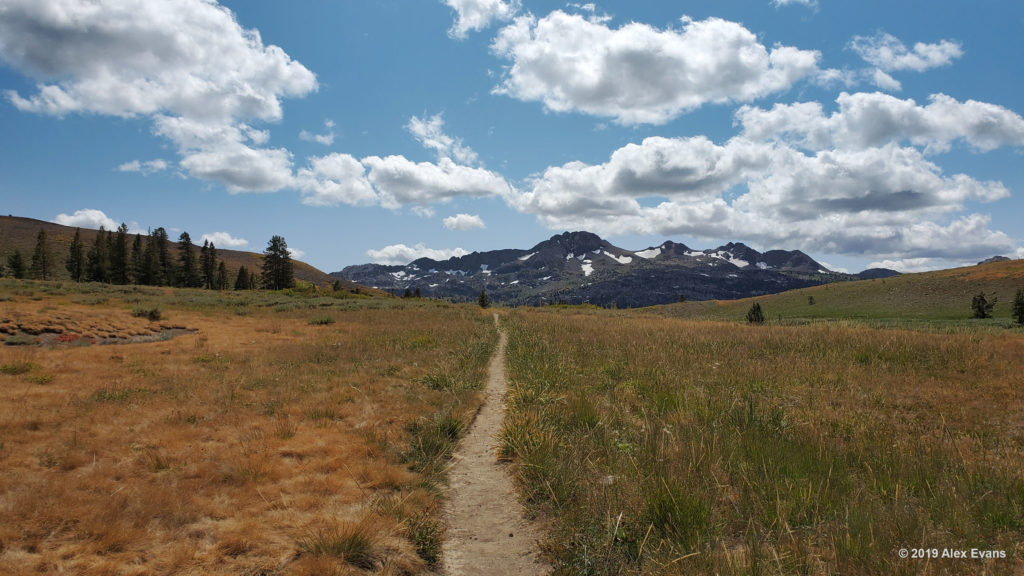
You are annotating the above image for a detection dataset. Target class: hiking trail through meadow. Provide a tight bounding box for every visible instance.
[441,314,550,575]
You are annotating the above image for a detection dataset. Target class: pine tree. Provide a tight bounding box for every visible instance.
[30,228,52,280]
[215,261,228,290]
[140,232,159,286]
[110,223,129,284]
[129,233,143,284]
[199,240,218,289]
[7,250,27,279]
[177,232,201,288]
[86,226,110,283]
[478,290,491,309]
[152,227,171,285]
[971,292,996,319]
[746,301,765,324]
[248,269,259,290]
[1011,288,1024,324]
[199,241,210,288]
[260,235,295,290]
[234,265,250,290]
[66,228,85,282]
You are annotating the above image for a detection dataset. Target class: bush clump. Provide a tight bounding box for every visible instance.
[307,314,336,325]
[131,305,162,322]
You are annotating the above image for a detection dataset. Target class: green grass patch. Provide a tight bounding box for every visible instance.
[3,334,35,346]
[0,361,34,375]
[131,305,163,321]
[24,374,54,384]
[502,309,1024,575]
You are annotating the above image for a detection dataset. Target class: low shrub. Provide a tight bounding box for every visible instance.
[307,314,336,325]
[131,305,162,322]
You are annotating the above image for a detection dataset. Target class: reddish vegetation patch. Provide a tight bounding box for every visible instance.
[1,306,192,347]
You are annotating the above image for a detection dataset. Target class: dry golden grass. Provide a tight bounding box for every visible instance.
[0,282,495,574]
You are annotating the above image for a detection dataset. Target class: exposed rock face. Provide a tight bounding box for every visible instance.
[334,231,900,307]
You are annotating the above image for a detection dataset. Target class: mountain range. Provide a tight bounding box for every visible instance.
[334,231,900,307]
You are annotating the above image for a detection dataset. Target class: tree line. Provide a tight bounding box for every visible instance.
[3,226,295,291]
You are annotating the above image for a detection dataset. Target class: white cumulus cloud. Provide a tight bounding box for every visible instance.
[491,11,821,125]
[443,213,486,230]
[295,153,378,207]
[866,258,947,273]
[506,129,1016,263]
[0,0,317,193]
[200,232,248,248]
[870,69,902,91]
[299,120,336,146]
[54,208,120,231]
[366,243,471,265]
[851,32,963,72]
[736,92,1024,154]
[407,113,479,166]
[362,155,511,209]
[441,0,520,39]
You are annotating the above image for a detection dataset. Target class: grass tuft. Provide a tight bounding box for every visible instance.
[0,361,34,375]
[296,518,380,569]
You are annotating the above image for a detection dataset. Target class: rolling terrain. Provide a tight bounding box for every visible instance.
[657,256,1024,326]
[0,215,362,290]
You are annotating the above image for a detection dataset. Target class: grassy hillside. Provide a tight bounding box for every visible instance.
[655,258,1024,326]
[0,215,369,291]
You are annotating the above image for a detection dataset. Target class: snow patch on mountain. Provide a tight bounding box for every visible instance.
[712,251,749,267]
[604,251,633,264]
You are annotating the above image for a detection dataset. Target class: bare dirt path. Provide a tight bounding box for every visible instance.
[441,315,550,575]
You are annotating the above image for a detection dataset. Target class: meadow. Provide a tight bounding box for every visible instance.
[3,275,1024,575]
[0,279,496,575]
[500,308,1024,575]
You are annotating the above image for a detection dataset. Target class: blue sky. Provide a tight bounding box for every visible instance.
[1,0,1023,274]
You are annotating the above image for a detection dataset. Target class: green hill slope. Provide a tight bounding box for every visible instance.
[0,215,365,291]
[655,258,1024,325]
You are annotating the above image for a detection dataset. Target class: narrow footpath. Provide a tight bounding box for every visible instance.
[441,315,550,575]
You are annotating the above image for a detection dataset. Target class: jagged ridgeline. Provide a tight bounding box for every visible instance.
[335,231,899,307]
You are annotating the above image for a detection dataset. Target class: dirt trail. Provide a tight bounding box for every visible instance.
[441,315,550,575]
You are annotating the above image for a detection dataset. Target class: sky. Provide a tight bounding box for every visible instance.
[1,0,1023,274]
